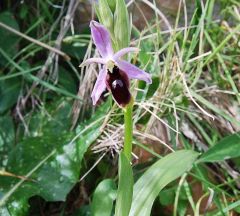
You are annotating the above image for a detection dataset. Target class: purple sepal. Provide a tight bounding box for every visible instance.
[90,21,114,58]
[116,60,152,84]
[91,66,107,105]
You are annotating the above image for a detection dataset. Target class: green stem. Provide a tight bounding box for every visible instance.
[123,100,133,161]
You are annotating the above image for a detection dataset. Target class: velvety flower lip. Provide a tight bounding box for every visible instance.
[80,20,152,105]
[106,65,131,107]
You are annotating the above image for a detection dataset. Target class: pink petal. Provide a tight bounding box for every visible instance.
[91,66,107,105]
[116,60,152,84]
[79,58,106,67]
[90,21,114,58]
[113,47,140,60]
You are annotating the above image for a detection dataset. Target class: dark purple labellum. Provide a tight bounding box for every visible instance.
[106,65,131,107]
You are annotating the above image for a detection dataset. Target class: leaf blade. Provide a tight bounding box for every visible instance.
[91,179,117,216]
[115,152,133,216]
[114,0,130,50]
[0,102,110,215]
[129,150,199,216]
[198,132,240,163]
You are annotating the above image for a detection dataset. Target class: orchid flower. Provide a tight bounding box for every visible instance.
[81,20,152,107]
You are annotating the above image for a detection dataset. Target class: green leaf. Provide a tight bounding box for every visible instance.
[106,0,116,13]
[114,0,130,50]
[73,205,91,216]
[98,0,114,37]
[0,12,19,66]
[62,38,88,60]
[198,132,240,163]
[115,152,133,216]
[58,66,78,94]
[0,114,15,166]
[91,179,117,216]
[0,102,110,216]
[159,188,175,206]
[0,78,21,114]
[0,206,10,216]
[129,150,199,216]
[21,99,73,137]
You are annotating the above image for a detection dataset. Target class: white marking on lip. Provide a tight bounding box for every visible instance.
[112,80,124,88]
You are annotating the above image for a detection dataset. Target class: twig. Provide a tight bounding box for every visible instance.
[79,153,106,182]
[22,0,80,106]
[134,130,175,152]
[176,58,215,120]
[0,22,70,61]
[0,170,36,182]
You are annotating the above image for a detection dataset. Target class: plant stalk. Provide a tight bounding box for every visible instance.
[123,100,133,161]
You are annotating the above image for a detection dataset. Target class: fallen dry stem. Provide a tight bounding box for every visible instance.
[0,22,70,61]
